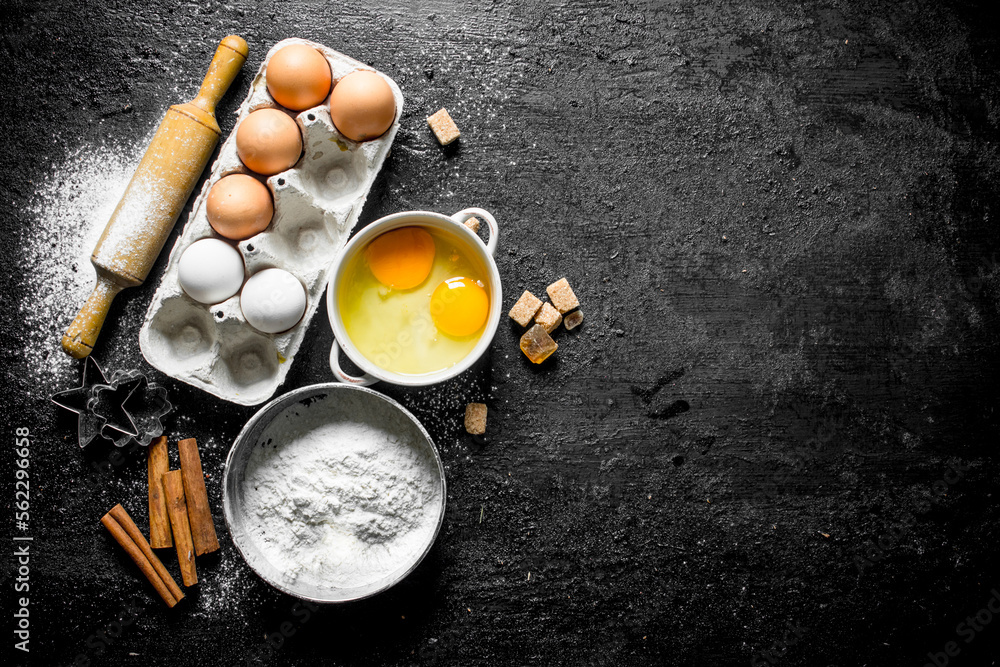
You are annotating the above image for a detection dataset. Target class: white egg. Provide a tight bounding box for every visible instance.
[240,268,307,333]
[178,238,245,304]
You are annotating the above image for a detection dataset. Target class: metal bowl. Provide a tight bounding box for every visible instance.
[222,383,446,603]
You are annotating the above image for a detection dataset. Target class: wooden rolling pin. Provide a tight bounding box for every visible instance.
[62,35,249,359]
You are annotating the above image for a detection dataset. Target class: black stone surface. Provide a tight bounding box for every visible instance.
[2,1,999,665]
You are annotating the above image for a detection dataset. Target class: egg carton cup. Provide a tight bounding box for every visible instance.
[139,38,403,405]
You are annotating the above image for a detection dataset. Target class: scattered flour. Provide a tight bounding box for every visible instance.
[191,552,257,618]
[19,131,154,392]
[240,395,443,591]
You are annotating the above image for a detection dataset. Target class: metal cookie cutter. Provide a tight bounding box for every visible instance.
[51,358,173,448]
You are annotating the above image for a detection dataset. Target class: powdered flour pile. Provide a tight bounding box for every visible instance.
[240,392,443,591]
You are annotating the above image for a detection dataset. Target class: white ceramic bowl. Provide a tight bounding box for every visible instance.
[325,207,501,386]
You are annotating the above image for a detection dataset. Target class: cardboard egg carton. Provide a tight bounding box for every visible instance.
[139,38,402,405]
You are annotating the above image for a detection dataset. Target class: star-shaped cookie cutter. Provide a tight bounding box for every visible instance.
[51,358,173,448]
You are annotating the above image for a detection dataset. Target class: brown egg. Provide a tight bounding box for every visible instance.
[328,70,396,142]
[206,174,273,241]
[266,44,332,111]
[236,108,302,175]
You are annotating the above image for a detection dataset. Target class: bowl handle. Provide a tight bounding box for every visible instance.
[451,208,498,257]
[329,340,377,386]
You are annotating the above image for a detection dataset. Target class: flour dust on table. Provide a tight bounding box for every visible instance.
[20,132,154,393]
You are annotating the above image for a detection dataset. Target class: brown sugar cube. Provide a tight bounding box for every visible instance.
[546,277,580,314]
[465,403,488,435]
[509,290,543,327]
[520,324,558,364]
[427,108,461,145]
[534,302,562,333]
[564,309,584,330]
[464,217,481,233]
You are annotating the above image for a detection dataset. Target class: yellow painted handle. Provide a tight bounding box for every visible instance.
[190,35,249,118]
[62,276,124,359]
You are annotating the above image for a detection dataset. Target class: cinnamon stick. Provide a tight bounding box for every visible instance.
[101,504,183,607]
[109,504,184,603]
[162,470,197,587]
[177,438,219,555]
[147,436,172,548]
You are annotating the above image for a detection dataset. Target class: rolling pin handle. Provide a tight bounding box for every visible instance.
[61,277,124,359]
[190,35,249,117]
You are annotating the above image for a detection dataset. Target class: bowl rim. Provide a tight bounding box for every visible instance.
[326,209,503,386]
[221,382,447,603]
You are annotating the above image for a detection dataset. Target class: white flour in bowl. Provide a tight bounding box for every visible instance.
[240,397,443,591]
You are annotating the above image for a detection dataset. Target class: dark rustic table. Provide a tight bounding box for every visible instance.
[3,1,998,665]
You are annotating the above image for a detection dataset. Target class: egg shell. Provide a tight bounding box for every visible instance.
[236,108,303,175]
[328,70,396,142]
[178,238,245,304]
[266,44,332,111]
[140,38,404,405]
[206,174,274,240]
[240,268,307,334]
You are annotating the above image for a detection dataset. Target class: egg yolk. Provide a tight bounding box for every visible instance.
[365,227,435,289]
[430,277,489,337]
